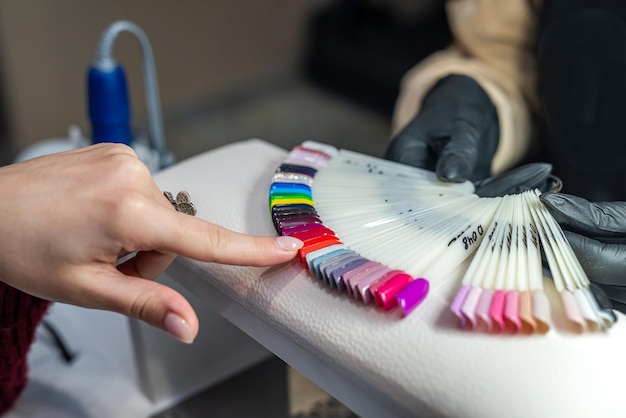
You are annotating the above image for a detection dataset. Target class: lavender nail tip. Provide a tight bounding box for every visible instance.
[450,285,471,326]
[397,278,430,316]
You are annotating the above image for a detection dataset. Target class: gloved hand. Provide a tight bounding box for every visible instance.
[540,193,626,313]
[474,162,554,198]
[385,74,499,183]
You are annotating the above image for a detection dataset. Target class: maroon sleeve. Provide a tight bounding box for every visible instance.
[0,282,50,415]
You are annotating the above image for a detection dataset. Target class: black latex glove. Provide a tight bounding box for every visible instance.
[540,193,626,313]
[385,74,499,183]
[474,162,554,198]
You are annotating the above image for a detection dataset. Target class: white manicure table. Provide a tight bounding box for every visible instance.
[155,139,626,418]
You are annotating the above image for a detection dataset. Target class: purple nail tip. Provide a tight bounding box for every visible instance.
[461,287,482,328]
[281,222,325,235]
[450,285,471,326]
[396,278,430,317]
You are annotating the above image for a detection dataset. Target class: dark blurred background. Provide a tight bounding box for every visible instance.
[305,0,450,116]
[0,0,450,167]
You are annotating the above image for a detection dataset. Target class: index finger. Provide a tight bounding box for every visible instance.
[127,203,302,266]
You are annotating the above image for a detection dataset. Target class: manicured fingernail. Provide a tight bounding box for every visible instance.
[275,236,304,251]
[164,312,194,344]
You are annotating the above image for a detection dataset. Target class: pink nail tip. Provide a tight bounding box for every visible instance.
[368,270,403,307]
[450,285,471,327]
[489,290,506,333]
[476,289,494,331]
[396,278,429,317]
[374,273,413,310]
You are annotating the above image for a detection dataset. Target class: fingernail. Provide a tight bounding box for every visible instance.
[275,236,304,251]
[164,312,194,344]
[438,157,469,183]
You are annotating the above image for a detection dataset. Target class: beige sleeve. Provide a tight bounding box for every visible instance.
[392,0,540,175]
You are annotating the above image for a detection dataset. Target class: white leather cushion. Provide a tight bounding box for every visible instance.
[155,139,626,418]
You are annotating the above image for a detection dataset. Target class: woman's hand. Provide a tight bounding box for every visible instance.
[0,144,302,343]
